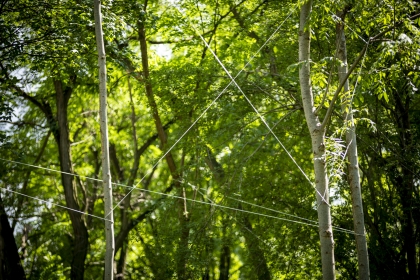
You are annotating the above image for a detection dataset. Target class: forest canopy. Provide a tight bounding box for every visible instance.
[0,0,419,279]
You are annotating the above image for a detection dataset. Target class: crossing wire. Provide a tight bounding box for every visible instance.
[0,187,111,222]
[175,6,331,207]
[110,4,301,215]
[0,158,359,235]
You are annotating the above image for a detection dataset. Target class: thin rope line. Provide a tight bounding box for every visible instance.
[192,185,357,235]
[111,6,299,216]
[0,187,111,222]
[185,180,357,235]
[184,180,318,225]
[1,158,104,183]
[227,195,317,224]
[0,158,313,222]
[184,18,330,206]
[226,195,356,235]
[2,158,319,226]
[1,158,360,235]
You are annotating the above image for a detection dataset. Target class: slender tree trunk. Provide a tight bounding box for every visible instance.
[0,193,26,280]
[137,4,189,278]
[116,241,127,280]
[298,2,336,279]
[336,11,370,280]
[218,244,230,280]
[94,1,115,279]
[54,80,89,280]
[11,77,89,279]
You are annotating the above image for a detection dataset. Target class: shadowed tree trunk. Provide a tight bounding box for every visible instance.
[11,75,89,279]
[240,211,271,280]
[0,193,26,280]
[390,86,418,280]
[54,79,89,280]
[218,244,230,280]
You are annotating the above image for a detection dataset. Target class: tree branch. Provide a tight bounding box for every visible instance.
[321,44,368,129]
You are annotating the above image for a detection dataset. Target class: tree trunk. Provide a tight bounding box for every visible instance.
[116,241,127,280]
[137,4,189,278]
[0,193,26,280]
[54,79,89,280]
[298,2,336,279]
[218,244,230,280]
[94,0,115,279]
[336,11,370,280]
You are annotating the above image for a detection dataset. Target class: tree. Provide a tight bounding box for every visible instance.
[335,7,369,279]
[94,0,114,278]
[298,1,336,278]
[1,0,419,278]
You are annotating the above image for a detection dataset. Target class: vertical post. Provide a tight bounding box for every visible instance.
[94,1,115,279]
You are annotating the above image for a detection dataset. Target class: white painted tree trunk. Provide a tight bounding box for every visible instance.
[336,16,370,280]
[299,1,336,279]
[94,1,115,279]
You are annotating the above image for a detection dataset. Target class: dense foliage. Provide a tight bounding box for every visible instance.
[0,0,419,279]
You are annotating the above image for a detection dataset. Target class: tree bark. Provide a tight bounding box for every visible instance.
[336,10,370,280]
[54,79,89,280]
[0,193,26,280]
[94,0,115,279]
[298,2,336,279]
[137,4,189,278]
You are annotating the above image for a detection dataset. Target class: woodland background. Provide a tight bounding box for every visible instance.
[0,0,419,279]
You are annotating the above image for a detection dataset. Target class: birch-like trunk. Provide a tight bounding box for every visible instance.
[94,1,115,279]
[299,1,336,279]
[336,13,370,280]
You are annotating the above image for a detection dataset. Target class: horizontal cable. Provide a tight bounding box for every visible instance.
[225,194,357,235]
[0,187,111,222]
[0,158,359,235]
[184,181,358,236]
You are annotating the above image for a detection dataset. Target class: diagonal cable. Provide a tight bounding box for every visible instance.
[180,15,330,206]
[0,187,111,222]
[110,7,299,215]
